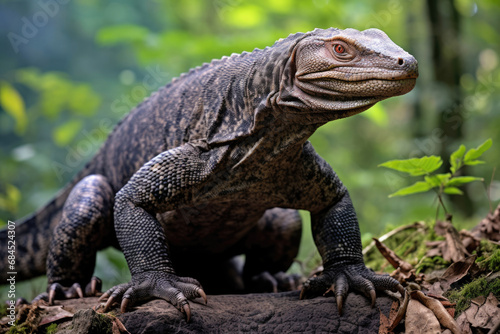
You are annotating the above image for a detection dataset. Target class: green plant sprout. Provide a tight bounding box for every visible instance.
[379,139,492,218]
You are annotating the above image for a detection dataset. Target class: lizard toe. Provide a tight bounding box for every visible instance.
[101,282,131,311]
[47,282,82,304]
[300,263,401,314]
[32,277,103,306]
[300,271,334,300]
[101,271,206,322]
[85,276,102,296]
[274,271,304,291]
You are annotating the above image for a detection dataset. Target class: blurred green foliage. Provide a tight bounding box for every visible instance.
[0,0,499,286]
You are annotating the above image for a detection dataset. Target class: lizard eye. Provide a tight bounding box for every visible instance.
[333,44,345,54]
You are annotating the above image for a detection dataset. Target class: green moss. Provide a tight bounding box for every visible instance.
[446,277,500,315]
[45,323,58,334]
[7,324,30,334]
[415,256,449,274]
[364,220,443,273]
[475,240,500,272]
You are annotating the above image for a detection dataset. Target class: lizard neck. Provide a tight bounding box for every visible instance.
[230,109,320,169]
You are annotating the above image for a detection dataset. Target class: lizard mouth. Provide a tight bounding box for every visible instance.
[296,63,418,95]
[283,74,416,117]
[297,67,419,82]
[296,65,418,99]
[295,77,417,99]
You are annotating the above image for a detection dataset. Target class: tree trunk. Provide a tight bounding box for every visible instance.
[426,0,474,216]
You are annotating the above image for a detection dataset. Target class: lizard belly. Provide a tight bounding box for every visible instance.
[157,201,267,255]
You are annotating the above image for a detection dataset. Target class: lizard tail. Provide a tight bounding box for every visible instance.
[0,164,94,283]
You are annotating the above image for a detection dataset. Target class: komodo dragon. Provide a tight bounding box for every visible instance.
[0,27,418,321]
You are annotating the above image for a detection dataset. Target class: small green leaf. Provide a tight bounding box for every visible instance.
[379,156,442,176]
[444,187,464,195]
[389,181,434,197]
[0,184,21,214]
[464,160,486,166]
[0,81,27,134]
[425,173,451,187]
[53,120,83,146]
[450,144,466,174]
[447,176,483,187]
[464,139,492,163]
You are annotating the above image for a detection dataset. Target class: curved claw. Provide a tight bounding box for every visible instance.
[182,303,191,323]
[369,289,376,308]
[121,298,130,313]
[104,295,116,312]
[48,287,57,305]
[197,288,207,305]
[99,292,109,302]
[299,287,306,300]
[91,279,97,295]
[396,284,405,296]
[336,295,343,315]
[88,277,102,295]
[75,284,84,299]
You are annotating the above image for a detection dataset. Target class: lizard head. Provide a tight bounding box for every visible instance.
[279,28,418,120]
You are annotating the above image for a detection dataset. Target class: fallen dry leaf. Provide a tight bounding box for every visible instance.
[426,220,470,263]
[460,229,481,253]
[373,238,422,284]
[434,220,451,237]
[374,238,413,271]
[426,255,477,296]
[379,300,399,334]
[38,306,74,326]
[464,293,499,330]
[388,289,409,332]
[456,312,473,334]
[455,292,500,334]
[439,255,476,291]
[411,290,461,334]
[471,203,500,241]
[405,299,441,334]
[111,316,131,334]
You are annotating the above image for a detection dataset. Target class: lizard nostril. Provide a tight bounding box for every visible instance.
[398,58,404,66]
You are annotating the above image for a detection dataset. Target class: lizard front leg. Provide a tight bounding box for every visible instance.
[300,190,403,314]
[100,144,219,321]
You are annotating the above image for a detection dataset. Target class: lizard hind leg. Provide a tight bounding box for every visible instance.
[243,208,304,293]
[44,174,116,303]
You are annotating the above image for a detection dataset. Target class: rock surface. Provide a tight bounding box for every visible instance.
[50,291,396,333]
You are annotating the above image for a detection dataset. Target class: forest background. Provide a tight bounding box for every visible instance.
[0,0,499,291]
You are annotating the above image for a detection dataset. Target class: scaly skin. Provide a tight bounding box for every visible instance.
[0,27,417,321]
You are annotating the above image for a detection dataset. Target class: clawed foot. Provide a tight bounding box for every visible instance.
[299,263,404,315]
[249,271,304,293]
[32,276,102,305]
[99,271,207,322]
